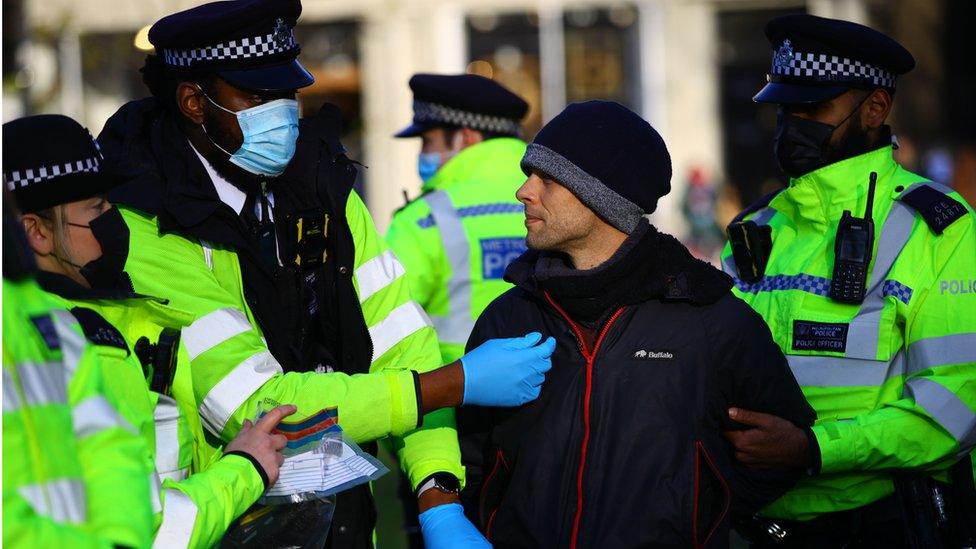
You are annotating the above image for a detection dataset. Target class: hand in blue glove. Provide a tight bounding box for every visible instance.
[419,503,491,549]
[461,332,556,407]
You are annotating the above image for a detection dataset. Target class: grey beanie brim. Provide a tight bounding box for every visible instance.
[520,143,645,233]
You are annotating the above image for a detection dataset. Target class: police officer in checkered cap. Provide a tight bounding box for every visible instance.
[721,13,976,548]
[96,1,481,547]
[386,72,530,549]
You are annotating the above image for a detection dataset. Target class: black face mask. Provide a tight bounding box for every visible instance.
[60,206,130,289]
[773,96,871,177]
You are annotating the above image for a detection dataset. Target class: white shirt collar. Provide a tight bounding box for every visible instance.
[189,141,247,215]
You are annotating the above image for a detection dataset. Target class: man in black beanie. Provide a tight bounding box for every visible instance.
[458,101,817,548]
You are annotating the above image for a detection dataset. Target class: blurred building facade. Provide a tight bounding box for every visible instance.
[4,0,974,234]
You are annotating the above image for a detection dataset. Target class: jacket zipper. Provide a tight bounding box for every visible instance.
[543,292,626,549]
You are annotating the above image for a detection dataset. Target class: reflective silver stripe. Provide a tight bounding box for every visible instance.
[72,395,133,438]
[51,310,85,377]
[154,395,184,479]
[425,191,475,345]
[907,334,976,375]
[906,377,976,452]
[182,308,253,361]
[153,489,198,548]
[150,473,163,514]
[3,369,22,411]
[19,478,87,524]
[158,468,190,483]
[200,240,214,271]
[15,361,67,408]
[369,301,433,362]
[787,350,905,387]
[356,250,406,303]
[846,200,917,359]
[721,255,738,278]
[199,351,281,435]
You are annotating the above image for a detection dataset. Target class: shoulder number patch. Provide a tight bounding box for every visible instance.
[900,185,968,235]
[69,307,130,355]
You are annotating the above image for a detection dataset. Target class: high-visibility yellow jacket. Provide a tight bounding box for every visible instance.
[41,279,266,548]
[722,145,976,520]
[120,189,460,490]
[387,138,529,364]
[2,276,153,548]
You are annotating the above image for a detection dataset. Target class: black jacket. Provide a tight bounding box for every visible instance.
[97,97,376,549]
[458,221,815,548]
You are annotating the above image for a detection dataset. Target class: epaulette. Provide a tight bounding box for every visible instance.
[898,183,969,235]
[69,307,130,355]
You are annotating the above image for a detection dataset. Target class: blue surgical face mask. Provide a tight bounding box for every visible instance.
[200,90,300,177]
[418,152,443,183]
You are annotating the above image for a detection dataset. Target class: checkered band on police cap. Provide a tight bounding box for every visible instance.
[4,148,102,191]
[413,100,523,135]
[770,39,896,88]
[161,17,298,68]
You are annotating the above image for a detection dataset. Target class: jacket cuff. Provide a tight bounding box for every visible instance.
[811,421,858,474]
[224,450,269,489]
[385,370,420,436]
[802,425,822,475]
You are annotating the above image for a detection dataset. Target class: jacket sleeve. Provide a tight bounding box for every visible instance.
[121,207,421,447]
[386,200,441,312]
[707,295,817,514]
[55,312,155,549]
[154,453,265,549]
[346,191,465,490]
[813,209,976,475]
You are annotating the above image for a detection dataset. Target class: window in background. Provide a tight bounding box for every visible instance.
[563,5,640,112]
[294,21,366,199]
[466,12,543,138]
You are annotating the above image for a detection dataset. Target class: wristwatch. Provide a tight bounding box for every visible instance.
[416,473,461,497]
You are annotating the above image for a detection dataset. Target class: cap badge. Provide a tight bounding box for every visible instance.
[273,18,289,48]
[773,39,794,71]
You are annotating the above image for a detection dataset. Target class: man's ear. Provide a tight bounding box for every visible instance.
[20,214,54,256]
[177,81,206,125]
[460,127,484,149]
[862,88,892,129]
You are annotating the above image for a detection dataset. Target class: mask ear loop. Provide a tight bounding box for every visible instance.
[834,91,874,132]
[195,84,238,158]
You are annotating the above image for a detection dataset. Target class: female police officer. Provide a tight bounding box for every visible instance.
[7,113,554,548]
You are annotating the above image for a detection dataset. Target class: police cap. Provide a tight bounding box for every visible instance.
[3,115,116,214]
[754,14,915,104]
[395,73,529,138]
[148,0,313,93]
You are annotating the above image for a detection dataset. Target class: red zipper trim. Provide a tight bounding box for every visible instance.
[481,449,507,541]
[692,440,732,549]
[543,292,626,549]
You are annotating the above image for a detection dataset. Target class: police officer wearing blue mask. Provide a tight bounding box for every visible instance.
[98,1,502,547]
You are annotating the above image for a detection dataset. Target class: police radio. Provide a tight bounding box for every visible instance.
[829,172,877,304]
[134,328,181,396]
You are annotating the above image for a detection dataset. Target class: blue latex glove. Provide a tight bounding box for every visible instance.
[419,503,491,549]
[461,332,556,407]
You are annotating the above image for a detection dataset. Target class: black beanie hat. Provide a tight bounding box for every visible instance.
[3,114,115,213]
[521,100,672,233]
